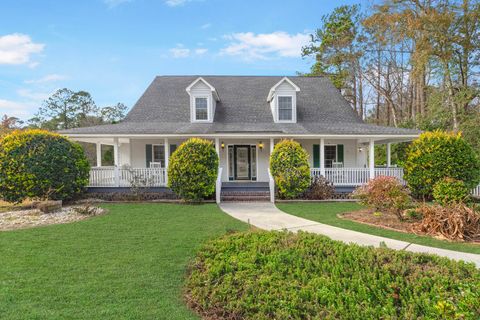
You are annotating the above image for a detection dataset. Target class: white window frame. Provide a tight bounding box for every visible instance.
[192,95,211,122]
[152,144,166,168]
[276,95,295,123]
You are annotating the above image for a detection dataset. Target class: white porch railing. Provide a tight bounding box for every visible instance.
[310,167,404,186]
[89,167,167,187]
[472,185,480,197]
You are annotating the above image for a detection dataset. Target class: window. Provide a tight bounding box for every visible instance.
[324,145,337,168]
[278,96,293,121]
[195,97,208,120]
[153,145,165,167]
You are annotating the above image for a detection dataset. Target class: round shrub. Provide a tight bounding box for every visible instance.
[404,131,480,199]
[168,138,218,201]
[433,178,471,205]
[352,176,412,220]
[186,231,480,319]
[0,129,90,203]
[269,139,310,199]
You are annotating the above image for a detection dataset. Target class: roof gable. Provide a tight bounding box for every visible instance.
[267,77,300,102]
[186,77,220,101]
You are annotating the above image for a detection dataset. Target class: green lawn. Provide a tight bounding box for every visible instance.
[277,202,480,254]
[0,203,248,320]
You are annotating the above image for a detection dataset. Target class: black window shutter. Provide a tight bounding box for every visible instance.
[170,144,177,157]
[337,144,344,163]
[146,144,152,167]
[313,144,320,168]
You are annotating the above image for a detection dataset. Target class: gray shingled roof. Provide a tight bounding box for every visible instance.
[61,76,420,136]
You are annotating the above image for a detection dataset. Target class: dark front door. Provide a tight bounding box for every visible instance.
[234,145,251,180]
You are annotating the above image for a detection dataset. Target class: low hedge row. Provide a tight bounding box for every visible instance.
[186,231,480,320]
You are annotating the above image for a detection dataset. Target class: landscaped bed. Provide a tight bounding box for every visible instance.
[0,203,247,319]
[0,205,105,231]
[278,202,480,254]
[186,231,480,319]
[340,208,480,244]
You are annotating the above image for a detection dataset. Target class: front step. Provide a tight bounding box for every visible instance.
[221,190,270,202]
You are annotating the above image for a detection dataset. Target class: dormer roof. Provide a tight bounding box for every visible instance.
[267,77,300,102]
[186,77,220,101]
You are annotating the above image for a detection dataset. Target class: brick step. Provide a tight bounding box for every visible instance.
[221,195,270,202]
[221,191,270,197]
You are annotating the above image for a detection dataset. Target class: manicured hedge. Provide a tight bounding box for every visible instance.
[270,139,310,199]
[0,129,90,203]
[186,231,480,320]
[168,138,218,201]
[404,131,480,199]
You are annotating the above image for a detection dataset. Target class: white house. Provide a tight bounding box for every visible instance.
[61,76,421,202]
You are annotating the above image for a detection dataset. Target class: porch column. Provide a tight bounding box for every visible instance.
[113,138,120,187]
[270,138,274,153]
[215,137,220,156]
[386,143,392,167]
[96,143,102,167]
[164,138,169,185]
[369,139,375,179]
[320,138,325,176]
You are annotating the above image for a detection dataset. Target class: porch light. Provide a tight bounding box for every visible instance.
[221,141,225,149]
[258,141,264,150]
[358,147,364,152]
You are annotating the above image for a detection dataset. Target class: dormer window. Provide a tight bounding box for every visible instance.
[186,77,219,123]
[195,97,208,120]
[267,77,300,123]
[278,96,293,121]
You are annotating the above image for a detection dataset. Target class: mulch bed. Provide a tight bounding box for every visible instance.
[340,209,417,233]
[339,209,480,244]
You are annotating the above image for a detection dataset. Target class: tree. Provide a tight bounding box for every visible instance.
[31,88,78,130]
[71,90,98,127]
[29,89,129,130]
[100,103,128,123]
[1,115,22,129]
[302,5,365,117]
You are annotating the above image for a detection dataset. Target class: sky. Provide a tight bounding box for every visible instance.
[0,0,363,121]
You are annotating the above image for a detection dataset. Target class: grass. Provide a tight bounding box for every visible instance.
[277,202,480,254]
[0,203,248,320]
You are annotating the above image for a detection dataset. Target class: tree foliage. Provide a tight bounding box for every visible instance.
[29,88,128,130]
[304,1,480,154]
[404,131,480,199]
[167,138,218,202]
[0,129,90,203]
[270,139,310,199]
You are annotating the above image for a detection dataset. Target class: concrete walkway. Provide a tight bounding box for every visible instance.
[219,202,480,268]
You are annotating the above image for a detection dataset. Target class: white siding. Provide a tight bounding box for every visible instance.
[130,138,186,168]
[270,81,297,123]
[298,139,363,168]
[189,81,214,122]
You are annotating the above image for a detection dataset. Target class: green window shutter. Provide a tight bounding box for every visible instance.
[313,144,320,168]
[170,144,177,158]
[146,144,152,167]
[337,144,344,163]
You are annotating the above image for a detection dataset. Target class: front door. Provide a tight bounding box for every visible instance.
[234,145,251,180]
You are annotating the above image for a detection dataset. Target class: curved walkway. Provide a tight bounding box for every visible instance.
[219,202,480,268]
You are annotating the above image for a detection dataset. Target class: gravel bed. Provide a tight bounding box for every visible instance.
[0,206,105,231]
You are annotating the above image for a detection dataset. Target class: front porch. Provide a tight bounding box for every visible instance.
[78,135,408,189]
